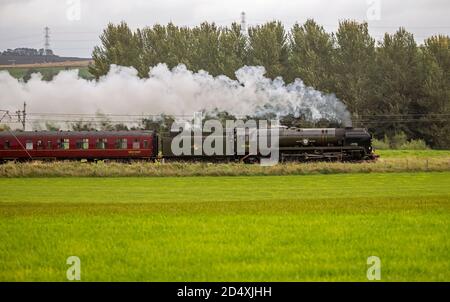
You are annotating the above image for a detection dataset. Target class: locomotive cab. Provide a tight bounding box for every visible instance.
[344,128,373,156]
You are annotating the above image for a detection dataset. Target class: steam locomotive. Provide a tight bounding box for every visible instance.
[278,127,374,161]
[0,127,375,163]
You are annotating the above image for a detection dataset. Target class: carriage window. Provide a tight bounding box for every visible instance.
[143,140,148,149]
[96,138,107,149]
[76,138,89,150]
[26,140,33,150]
[58,138,69,149]
[133,138,140,149]
[4,140,10,149]
[116,138,127,149]
[37,140,43,149]
[47,140,52,149]
[62,139,70,150]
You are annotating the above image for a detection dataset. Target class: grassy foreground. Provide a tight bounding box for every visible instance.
[1,150,449,178]
[377,150,450,158]
[0,172,449,281]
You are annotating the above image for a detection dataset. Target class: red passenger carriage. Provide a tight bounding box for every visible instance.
[0,131,158,161]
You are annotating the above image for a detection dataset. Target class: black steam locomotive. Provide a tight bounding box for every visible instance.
[0,127,375,163]
[276,127,374,161]
[161,127,375,162]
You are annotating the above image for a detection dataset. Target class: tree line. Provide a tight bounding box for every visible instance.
[89,20,450,148]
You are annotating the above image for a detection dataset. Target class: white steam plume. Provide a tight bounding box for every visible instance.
[0,64,352,127]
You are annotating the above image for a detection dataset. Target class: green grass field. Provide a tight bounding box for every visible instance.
[1,150,449,178]
[0,66,93,80]
[376,149,450,158]
[1,172,449,281]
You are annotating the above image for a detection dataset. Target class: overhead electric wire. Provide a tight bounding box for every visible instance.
[2,109,449,128]
[2,117,448,125]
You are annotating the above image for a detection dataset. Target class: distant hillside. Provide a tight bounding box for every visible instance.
[0,48,91,65]
[0,56,94,81]
[0,60,92,69]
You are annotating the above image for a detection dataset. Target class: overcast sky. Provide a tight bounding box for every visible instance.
[0,0,449,58]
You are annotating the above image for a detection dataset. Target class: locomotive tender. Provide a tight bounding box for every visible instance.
[0,127,374,163]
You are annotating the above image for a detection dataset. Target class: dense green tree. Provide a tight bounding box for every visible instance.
[418,35,450,148]
[372,28,423,138]
[334,20,376,116]
[289,19,335,91]
[247,21,289,79]
[89,22,143,78]
[138,25,167,73]
[190,22,222,75]
[140,23,193,73]
[218,23,247,79]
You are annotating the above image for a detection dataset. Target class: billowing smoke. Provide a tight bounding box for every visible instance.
[0,64,352,127]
